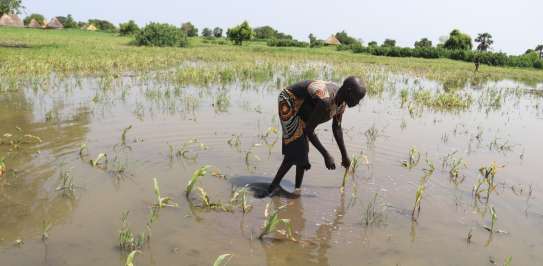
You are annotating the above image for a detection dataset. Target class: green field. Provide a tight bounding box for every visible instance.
[1,27,543,91]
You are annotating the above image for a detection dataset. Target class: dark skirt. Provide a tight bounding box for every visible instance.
[278,89,310,169]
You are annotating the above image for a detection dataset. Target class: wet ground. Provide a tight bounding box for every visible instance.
[1,73,543,266]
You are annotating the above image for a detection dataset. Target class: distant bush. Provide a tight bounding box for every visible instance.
[308,33,324,48]
[135,23,188,47]
[443,29,472,50]
[23,13,45,26]
[56,14,77,28]
[267,38,308,48]
[382,39,396,47]
[414,38,432,48]
[227,21,253,45]
[88,19,117,32]
[202,27,212,38]
[213,27,223,38]
[351,45,541,69]
[335,31,359,46]
[181,22,198,37]
[119,20,140,36]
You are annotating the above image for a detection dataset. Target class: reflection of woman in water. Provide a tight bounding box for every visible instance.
[269,77,366,196]
[261,195,346,265]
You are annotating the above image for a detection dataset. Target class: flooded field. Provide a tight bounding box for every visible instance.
[1,67,543,266]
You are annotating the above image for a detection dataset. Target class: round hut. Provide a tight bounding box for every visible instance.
[0,14,24,27]
[46,17,64,29]
[28,18,42,28]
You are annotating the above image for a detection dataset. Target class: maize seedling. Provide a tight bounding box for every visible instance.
[213,254,232,266]
[411,183,425,221]
[401,147,420,169]
[230,185,252,214]
[258,203,295,241]
[153,178,178,208]
[90,153,108,167]
[185,165,211,197]
[119,211,146,251]
[125,250,141,266]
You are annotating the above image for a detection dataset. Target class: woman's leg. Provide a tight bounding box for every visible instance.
[295,164,305,189]
[269,158,294,193]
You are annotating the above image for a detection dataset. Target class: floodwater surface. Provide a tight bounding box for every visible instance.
[1,72,543,266]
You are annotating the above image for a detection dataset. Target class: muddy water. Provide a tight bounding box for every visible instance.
[1,75,543,266]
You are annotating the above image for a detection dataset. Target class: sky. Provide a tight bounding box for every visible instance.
[22,0,541,55]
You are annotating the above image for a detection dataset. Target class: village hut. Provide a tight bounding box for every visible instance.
[46,17,63,29]
[325,35,341,46]
[28,18,42,28]
[0,14,24,27]
[86,24,97,31]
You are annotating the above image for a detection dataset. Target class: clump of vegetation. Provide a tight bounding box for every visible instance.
[169,138,208,161]
[230,185,252,214]
[0,157,6,177]
[258,203,295,241]
[41,220,52,241]
[341,155,362,193]
[401,147,420,169]
[412,90,473,111]
[227,134,242,152]
[362,193,387,226]
[56,168,75,198]
[152,178,178,209]
[196,187,232,212]
[125,250,141,266]
[213,254,232,266]
[185,165,211,197]
[119,211,146,251]
[90,153,108,167]
[473,162,502,202]
[411,182,425,222]
[0,127,42,150]
[135,23,188,47]
[227,21,253,45]
[364,124,385,145]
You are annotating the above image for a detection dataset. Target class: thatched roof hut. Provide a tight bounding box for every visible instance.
[46,17,63,29]
[86,24,97,31]
[325,35,341,45]
[28,18,42,28]
[0,14,24,27]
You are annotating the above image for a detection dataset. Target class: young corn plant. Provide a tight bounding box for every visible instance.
[153,178,178,208]
[362,193,387,226]
[227,134,242,152]
[341,155,361,193]
[401,147,420,169]
[172,138,208,160]
[411,183,425,222]
[422,158,435,181]
[121,125,133,145]
[185,165,211,198]
[230,185,252,214]
[119,211,146,251]
[213,254,233,266]
[196,187,233,212]
[449,157,466,183]
[0,157,6,177]
[244,143,262,171]
[90,153,108,167]
[79,143,88,157]
[473,162,501,202]
[258,203,295,241]
[125,250,141,266]
[41,220,52,241]
[364,125,384,145]
[56,168,75,198]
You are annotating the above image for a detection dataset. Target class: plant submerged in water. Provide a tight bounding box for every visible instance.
[185,165,211,197]
[473,162,502,202]
[411,183,425,221]
[125,250,141,266]
[213,254,233,266]
[119,211,146,251]
[0,157,6,177]
[258,203,295,241]
[401,147,420,169]
[90,153,108,167]
[341,155,364,193]
[230,185,252,214]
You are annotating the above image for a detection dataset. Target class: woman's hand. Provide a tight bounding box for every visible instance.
[324,154,336,170]
[341,156,351,169]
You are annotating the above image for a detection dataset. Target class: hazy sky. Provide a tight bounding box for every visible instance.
[23,0,541,55]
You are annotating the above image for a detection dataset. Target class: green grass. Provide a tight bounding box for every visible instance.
[1,27,543,92]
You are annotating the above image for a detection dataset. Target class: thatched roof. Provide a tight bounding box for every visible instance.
[28,18,42,28]
[325,35,341,45]
[86,24,97,31]
[46,17,63,29]
[0,14,24,27]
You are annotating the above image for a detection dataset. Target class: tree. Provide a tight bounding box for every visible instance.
[368,41,378,47]
[308,33,324,48]
[335,31,359,46]
[181,22,198,37]
[213,27,223,38]
[414,38,432,48]
[201,27,212,37]
[443,29,472,50]
[535,45,543,59]
[88,19,117,32]
[135,23,188,47]
[23,13,45,26]
[475,33,493,51]
[227,21,253,45]
[119,20,140,36]
[0,0,23,16]
[382,39,396,47]
[254,26,276,39]
[57,14,77,28]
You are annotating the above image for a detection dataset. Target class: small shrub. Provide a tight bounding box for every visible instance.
[135,23,188,47]
[119,20,140,36]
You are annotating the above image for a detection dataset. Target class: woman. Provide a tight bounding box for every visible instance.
[268,76,366,196]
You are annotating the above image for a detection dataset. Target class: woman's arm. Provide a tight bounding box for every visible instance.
[332,113,350,169]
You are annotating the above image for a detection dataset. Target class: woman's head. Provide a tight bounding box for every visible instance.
[341,76,366,107]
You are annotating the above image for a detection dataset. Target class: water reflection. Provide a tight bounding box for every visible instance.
[0,89,90,243]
